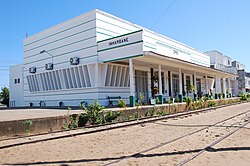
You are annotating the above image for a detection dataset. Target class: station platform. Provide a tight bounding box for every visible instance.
[0,107,83,137]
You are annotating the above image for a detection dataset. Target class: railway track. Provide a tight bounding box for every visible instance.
[104,109,250,166]
[0,105,222,150]
[176,117,250,166]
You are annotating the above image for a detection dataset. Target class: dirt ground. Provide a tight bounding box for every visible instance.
[0,102,250,166]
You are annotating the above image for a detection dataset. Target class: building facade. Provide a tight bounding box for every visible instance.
[205,50,250,96]
[10,9,234,107]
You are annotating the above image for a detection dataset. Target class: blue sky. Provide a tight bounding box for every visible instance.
[0,0,250,88]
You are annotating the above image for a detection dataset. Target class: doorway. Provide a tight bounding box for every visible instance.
[196,78,202,97]
[172,74,179,98]
[135,70,148,102]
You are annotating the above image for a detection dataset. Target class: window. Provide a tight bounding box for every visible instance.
[14,78,20,84]
[228,60,230,65]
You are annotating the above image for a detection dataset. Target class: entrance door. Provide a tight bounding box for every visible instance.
[196,78,202,97]
[135,70,148,102]
[172,74,179,98]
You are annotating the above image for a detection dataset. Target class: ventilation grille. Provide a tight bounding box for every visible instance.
[27,65,91,92]
[105,64,130,87]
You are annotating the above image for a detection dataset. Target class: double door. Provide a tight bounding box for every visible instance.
[135,70,148,102]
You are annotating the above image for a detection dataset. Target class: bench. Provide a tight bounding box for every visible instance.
[80,101,88,107]
[107,96,121,106]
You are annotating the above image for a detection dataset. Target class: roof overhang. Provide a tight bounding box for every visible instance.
[143,51,237,78]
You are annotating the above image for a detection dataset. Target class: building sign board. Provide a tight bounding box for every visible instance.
[98,30,143,62]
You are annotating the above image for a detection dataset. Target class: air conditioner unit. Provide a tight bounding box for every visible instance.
[70,57,80,65]
[29,67,36,74]
[45,63,53,70]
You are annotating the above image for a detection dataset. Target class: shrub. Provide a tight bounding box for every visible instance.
[86,99,105,125]
[171,104,178,113]
[208,101,216,107]
[117,99,126,108]
[80,99,121,125]
[145,107,156,117]
[68,114,79,129]
[0,87,9,107]
[185,96,192,110]
[23,120,33,134]
[156,97,161,104]
[218,93,223,99]
[156,110,166,116]
[103,111,121,123]
[240,93,248,101]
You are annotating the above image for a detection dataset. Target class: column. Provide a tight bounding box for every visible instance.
[169,71,172,97]
[223,78,226,98]
[158,65,163,104]
[129,59,135,107]
[205,74,208,97]
[228,78,231,97]
[179,68,183,102]
[166,71,169,97]
[193,71,197,99]
[183,73,186,96]
[214,76,218,99]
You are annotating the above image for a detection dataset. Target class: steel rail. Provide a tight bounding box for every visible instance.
[103,109,250,166]
[176,119,250,166]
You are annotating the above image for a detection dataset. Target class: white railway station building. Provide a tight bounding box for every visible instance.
[9,9,235,107]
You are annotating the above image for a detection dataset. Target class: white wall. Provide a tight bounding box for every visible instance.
[143,30,210,67]
[9,64,24,107]
[22,10,98,106]
[245,76,250,90]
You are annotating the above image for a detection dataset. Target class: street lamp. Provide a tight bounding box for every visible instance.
[40,50,54,64]
[40,50,54,70]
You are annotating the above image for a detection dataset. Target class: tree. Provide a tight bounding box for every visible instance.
[0,87,9,107]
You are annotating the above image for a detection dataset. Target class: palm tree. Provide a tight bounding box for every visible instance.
[0,87,9,107]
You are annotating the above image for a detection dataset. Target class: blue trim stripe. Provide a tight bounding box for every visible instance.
[25,35,96,59]
[98,40,143,52]
[24,19,96,47]
[97,31,114,37]
[24,97,129,102]
[23,54,97,71]
[24,45,97,65]
[24,91,129,97]
[144,45,156,50]
[97,29,143,43]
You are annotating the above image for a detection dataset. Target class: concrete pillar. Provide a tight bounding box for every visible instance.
[194,71,197,94]
[183,73,186,96]
[205,74,208,95]
[158,65,163,104]
[169,71,173,97]
[223,78,226,98]
[179,68,183,102]
[214,76,218,99]
[158,65,162,95]
[129,59,135,107]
